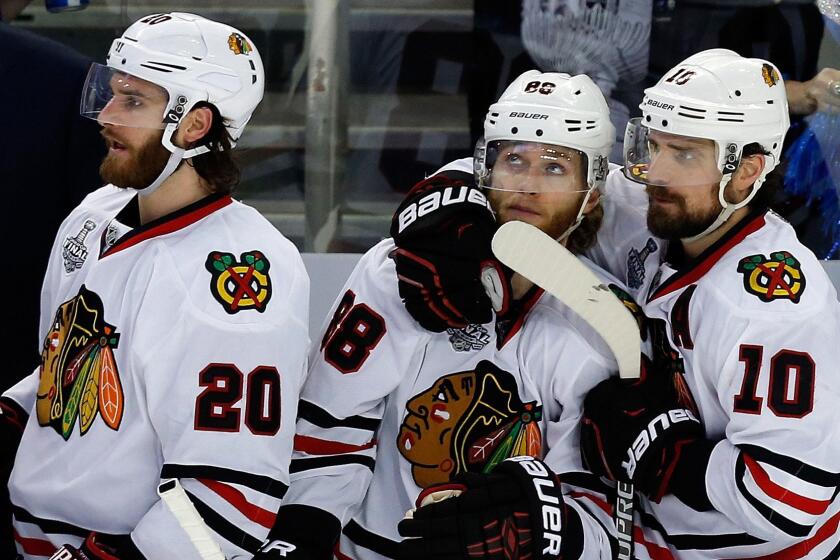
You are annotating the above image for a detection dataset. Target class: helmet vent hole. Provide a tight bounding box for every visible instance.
[565,119,581,124]
[645,115,652,122]
[511,127,519,134]
[662,119,669,127]
[536,130,543,137]
[735,90,742,96]
[252,75,257,84]
[767,100,774,104]
[773,143,778,149]
[121,58,127,65]
[574,90,581,95]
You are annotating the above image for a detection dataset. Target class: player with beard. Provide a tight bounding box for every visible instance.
[252,70,654,560]
[574,49,840,558]
[0,13,309,559]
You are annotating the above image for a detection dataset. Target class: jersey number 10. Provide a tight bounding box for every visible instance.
[734,345,815,418]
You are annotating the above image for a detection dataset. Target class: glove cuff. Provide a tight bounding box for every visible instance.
[265,504,341,559]
[664,438,717,510]
[496,457,565,559]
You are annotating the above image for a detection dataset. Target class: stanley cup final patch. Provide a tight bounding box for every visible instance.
[62,220,96,273]
[737,251,806,303]
[206,251,272,314]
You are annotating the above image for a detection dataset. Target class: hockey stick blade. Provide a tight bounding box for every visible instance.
[492,220,639,560]
[492,220,641,380]
[158,479,226,560]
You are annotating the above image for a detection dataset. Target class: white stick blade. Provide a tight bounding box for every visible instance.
[492,221,641,379]
[158,479,226,560]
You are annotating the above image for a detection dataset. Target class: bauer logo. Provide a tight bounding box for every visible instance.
[621,408,698,478]
[397,186,490,233]
[508,112,549,120]
[644,98,675,112]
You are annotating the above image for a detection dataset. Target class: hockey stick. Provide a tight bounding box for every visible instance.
[492,220,639,560]
[158,479,226,560]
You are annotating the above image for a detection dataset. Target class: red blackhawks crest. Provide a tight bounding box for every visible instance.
[397,360,542,488]
[36,285,124,440]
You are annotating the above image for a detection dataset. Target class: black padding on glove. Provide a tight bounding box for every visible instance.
[398,457,575,560]
[580,357,705,501]
[390,172,507,332]
[253,504,341,560]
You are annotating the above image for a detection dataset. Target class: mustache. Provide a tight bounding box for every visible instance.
[646,186,681,203]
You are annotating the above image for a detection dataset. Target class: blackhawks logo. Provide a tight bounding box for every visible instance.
[737,251,806,303]
[761,63,780,87]
[206,251,272,314]
[36,285,123,440]
[227,32,253,55]
[398,361,542,488]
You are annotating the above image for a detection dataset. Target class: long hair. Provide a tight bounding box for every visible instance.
[187,102,241,195]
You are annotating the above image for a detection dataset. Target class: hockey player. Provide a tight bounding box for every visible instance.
[0,13,309,559]
[579,49,840,558]
[403,50,840,559]
[252,70,636,559]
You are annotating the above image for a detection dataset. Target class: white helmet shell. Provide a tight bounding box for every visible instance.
[105,12,264,148]
[639,48,789,179]
[477,70,615,190]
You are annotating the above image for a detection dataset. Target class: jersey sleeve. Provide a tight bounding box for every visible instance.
[128,241,310,559]
[279,239,430,532]
[691,284,840,543]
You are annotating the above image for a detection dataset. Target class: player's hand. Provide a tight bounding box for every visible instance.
[788,67,840,115]
[252,505,340,560]
[580,357,704,501]
[398,457,573,560]
[50,533,141,560]
[390,174,510,332]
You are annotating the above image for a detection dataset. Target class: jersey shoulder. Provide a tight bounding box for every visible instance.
[342,237,412,320]
[432,157,474,177]
[151,199,309,327]
[56,185,134,238]
[699,211,837,317]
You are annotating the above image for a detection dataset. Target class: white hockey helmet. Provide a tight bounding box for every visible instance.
[80,13,265,193]
[624,49,790,240]
[475,70,614,192]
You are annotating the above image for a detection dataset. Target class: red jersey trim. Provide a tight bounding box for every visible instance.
[650,213,766,301]
[101,195,232,258]
[294,434,377,456]
[197,478,277,530]
[744,455,831,516]
[13,530,57,556]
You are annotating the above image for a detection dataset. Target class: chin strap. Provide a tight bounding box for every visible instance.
[556,186,596,244]
[680,154,773,244]
[138,123,215,198]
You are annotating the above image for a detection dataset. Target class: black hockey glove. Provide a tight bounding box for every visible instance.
[390,173,510,332]
[252,504,341,560]
[50,533,144,560]
[398,457,582,560]
[580,357,706,502]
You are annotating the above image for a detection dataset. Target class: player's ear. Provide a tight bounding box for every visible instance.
[583,188,600,214]
[729,154,766,203]
[177,106,214,146]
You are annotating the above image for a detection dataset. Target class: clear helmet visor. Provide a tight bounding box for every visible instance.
[482,140,590,194]
[80,63,171,129]
[623,117,724,188]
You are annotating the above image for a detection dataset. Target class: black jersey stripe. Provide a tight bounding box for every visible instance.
[298,400,380,431]
[290,454,375,474]
[736,456,814,537]
[160,464,288,500]
[184,490,262,554]
[343,519,400,558]
[740,444,840,487]
[11,506,88,538]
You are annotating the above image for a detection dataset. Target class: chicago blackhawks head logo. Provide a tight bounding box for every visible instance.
[761,63,780,87]
[397,360,542,488]
[206,251,272,314]
[36,285,123,440]
[227,32,253,55]
[737,251,806,303]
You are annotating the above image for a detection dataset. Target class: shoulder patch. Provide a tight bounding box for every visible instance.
[736,251,806,303]
[62,220,97,273]
[205,251,272,314]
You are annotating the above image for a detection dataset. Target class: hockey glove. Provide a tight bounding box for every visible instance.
[390,173,510,332]
[398,457,581,560]
[252,504,341,560]
[50,533,144,560]
[580,357,705,502]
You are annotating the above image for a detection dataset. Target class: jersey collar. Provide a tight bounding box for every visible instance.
[100,192,232,258]
[648,208,768,302]
[495,286,544,349]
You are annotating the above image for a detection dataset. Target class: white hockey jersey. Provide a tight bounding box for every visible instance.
[281,236,636,560]
[3,185,309,559]
[578,169,840,559]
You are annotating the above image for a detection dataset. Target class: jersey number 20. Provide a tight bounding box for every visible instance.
[195,364,281,435]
